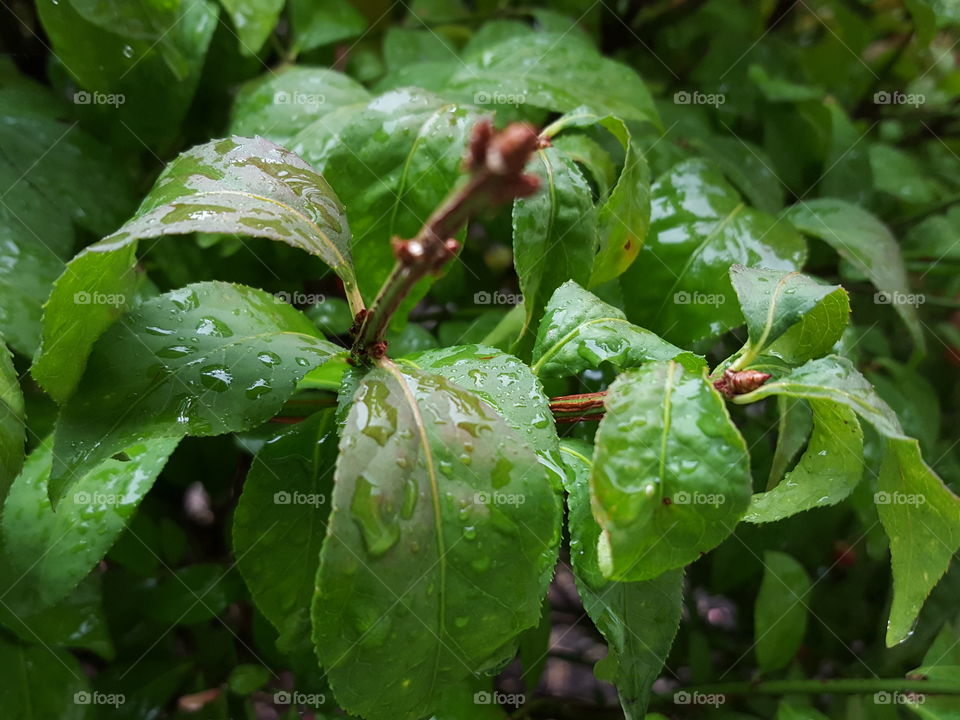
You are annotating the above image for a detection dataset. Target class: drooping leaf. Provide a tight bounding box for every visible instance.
[33,137,354,403]
[289,0,368,54]
[746,400,863,523]
[591,361,752,580]
[1,436,179,608]
[0,341,24,501]
[733,355,960,645]
[544,109,652,285]
[444,34,659,125]
[229,67,371,145]
[50,281,339,502]
[512,147,597,346]
[621,159,807,346]
[754,551,812,672]
[233,410,337,644]
[783,199,925,351]
[219,0,284,55]
[562,439,683,720]
[36,0,219,149]
[729,265,850,366]
[313,362,561,720]
[531,281,704,378]
[767,396,813,489]
[292,88,483,307]
[0,634,88,720]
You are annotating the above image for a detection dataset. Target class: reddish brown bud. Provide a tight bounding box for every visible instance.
[487,122,540,175]
[466,118,493,171]
[714,369,772,397]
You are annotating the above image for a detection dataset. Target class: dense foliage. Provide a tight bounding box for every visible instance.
[1,1,959,719]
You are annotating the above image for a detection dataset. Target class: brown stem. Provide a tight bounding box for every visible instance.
[350,119,544,364]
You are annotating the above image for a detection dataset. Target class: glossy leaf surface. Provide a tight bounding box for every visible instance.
[755,551,811,672]
[314,362,561,720]
[51,282,338,501]
[591,361,752,580]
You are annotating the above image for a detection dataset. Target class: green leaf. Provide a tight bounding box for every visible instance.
[621,159,807,346]
[227,664,271,694]
[551,134,617,199]
[0,634,88,720]
[219,0,283,55]
[444,34,659,125]
[754,551,812,672]
[544,110,652,285]
[289,0,367,54]
[531,281,704,378]
[729,265,849,366]
[512,147,597,346]
[733,355,960,645]
[50,281,338,502]
[767,396,813,489]
[563,439,683,720]
[402,344,563,477]
[32,136,354,403]
[746,400,863,523]
[233,411,336,643]
[229,67,371,146]
[0,575,114,659]
[36,0,219,149]
[686,135,784,215]
[877,438,960,647]
[1,436,179,608]
[783,199,925,352]
[0,341,24,501]
[314,362,561,720]
[591,361,752,580]
[292,88,483,307]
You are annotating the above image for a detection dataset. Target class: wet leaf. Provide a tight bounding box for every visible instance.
[290,0,367,53]
[292,88,483,307]
[219,0,283,55]
[733,355,960,645]
[50,281,338,502]
[233,411,337,643]
[746,400,863,523]
[544,110,652,285]
[621,159,807,345]
[755,551,811,672]
[230,67,371,146]
[33,137,353,404]
[0,634,88,720]
[0,341,24,502]
[730,265,849,366]
[444,34,659,125]
[591,361,752,580]
[1,436,179,608]
[512,147,597,346]
[562,439,683,720]
[531,281,704,378]
[783,199,925,352]
[314,362,561,720]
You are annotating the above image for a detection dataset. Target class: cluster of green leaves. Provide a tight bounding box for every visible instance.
[2,1,960,720]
